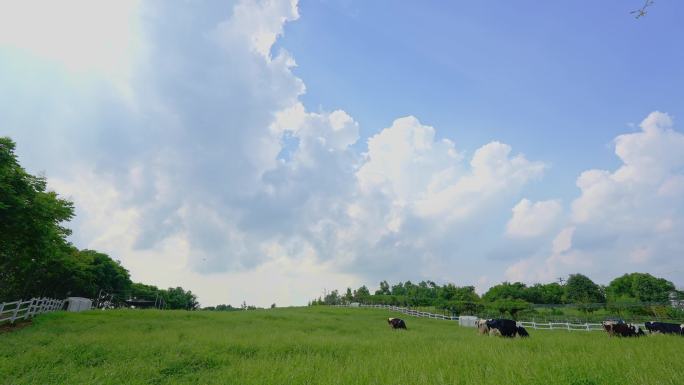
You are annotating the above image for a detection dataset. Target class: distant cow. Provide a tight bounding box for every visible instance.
[644,321,682,335]
[602,321,644,337]
[388,318,407,329]
[485,319,529,338]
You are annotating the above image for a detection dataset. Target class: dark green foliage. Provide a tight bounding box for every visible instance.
[606,273,675,302]
[163,287,199,310]
[1,137,75,300]
[564,274,605,304]
[1,137,196,306]
[315,273,679,320]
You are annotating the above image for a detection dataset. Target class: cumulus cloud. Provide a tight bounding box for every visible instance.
[506,199,563,238]
[6,0,680,306]
[507,112,684,284]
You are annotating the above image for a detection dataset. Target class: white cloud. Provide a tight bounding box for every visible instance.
[6,1,682,306]
[0,0,549,303]
[551,227,574,255]
[506,199,563,238]
[507,111,684,284]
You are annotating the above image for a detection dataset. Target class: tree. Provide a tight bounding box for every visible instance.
[607,273,674,303]
[564,274,605,304]
[323,289,341,305]
[525,283,565,304]
[390,282,406,296]
[483,282,528,302]
[375,280,391,295]
[353,285,371,302]
[0,137,75,300]
[344,288,353,302]
[163,287,199,310]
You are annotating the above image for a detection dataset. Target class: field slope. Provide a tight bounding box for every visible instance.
[1,307,682,385]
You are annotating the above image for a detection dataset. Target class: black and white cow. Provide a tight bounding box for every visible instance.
[485,319,529,338]
[602,321,645,337]
[388,317,407,329]
[644,321,682,335]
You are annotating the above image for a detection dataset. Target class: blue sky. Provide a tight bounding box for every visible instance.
[279,0,684,201]
[1,0,683,306]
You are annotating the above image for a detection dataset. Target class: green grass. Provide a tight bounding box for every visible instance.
[1,307,682,385]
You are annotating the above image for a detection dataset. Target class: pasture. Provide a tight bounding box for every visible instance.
[1,307,682,385]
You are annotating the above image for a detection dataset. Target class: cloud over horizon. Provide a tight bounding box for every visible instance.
[2,1,683,306]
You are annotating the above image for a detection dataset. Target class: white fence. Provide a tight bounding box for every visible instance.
[336,303,632,332]
[0,298,64,325]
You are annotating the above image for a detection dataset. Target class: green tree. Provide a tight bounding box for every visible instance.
[483,282,528,302]
[344,287,353,302]
[390,282,406,296]
[606,273,675,302]
[564,274,605,304]
[353,285,371,302]
[163,287,199,310]
[375,280,391,295]
[324,289,341,305]
[525,283,565,304]
[0,137,75,300]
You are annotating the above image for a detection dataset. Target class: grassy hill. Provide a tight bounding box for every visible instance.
[1,307,682,385]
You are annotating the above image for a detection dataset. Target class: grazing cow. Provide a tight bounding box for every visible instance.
[644,321,682,335]
[516,325,530,337]
[602,321,644,337]
[486,319,524,338]
[476,319,490,335]
[388,318,407,329]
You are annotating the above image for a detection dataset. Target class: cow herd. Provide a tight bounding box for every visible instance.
[387,316,684,339]
[602,320,684,337]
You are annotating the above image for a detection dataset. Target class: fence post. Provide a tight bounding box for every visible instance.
[26,298,36,320]
[10,299,22,324]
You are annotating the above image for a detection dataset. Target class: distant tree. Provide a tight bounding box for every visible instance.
[564,274,605,304]
[216,304,237,311]
[483,282,528,302]
[353,285,371,302]
[390,282,406,296]
[525,283,565,304]
[344,288,353,302]
[607,273,675,302]
[163,287,199,310]
[324,289,341,305]
[270,303,276,309]
[375,280,391,295]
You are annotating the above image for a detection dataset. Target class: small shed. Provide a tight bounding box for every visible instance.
[66,297,92,312]
[459,315,478,328]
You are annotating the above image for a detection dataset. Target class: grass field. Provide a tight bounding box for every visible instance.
[1,307,682,385]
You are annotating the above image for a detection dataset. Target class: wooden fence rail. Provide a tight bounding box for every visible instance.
[334,303,641,332]
[0,298,64,325]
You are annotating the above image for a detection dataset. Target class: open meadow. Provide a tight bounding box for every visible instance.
[1,307,682,385]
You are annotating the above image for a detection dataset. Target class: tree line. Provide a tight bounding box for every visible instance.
[311,273,683,319]
[0,137,198,309]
